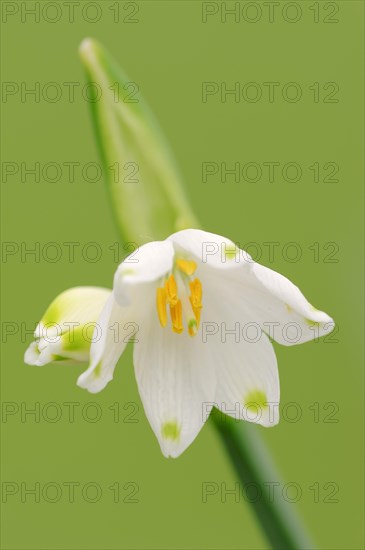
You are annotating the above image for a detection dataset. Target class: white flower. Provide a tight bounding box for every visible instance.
[75,229,334,458]
[24,287,111,366]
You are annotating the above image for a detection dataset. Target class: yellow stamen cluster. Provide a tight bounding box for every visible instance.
[156,260,203,337]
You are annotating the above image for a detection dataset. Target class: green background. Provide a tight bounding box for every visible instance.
[1,1,364,548]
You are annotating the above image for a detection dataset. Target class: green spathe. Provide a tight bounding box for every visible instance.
[79,38,199,245]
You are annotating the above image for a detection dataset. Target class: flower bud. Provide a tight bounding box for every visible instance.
[24,287,111,366]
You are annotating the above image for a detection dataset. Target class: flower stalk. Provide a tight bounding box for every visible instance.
[211,411,313,549]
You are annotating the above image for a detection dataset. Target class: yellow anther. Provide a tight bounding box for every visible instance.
[189,278,203,309]
[189,278,203,327]
[165,274,178,306]
[156,287,167,327]
[176,259,197,276]
[170,300,183,334]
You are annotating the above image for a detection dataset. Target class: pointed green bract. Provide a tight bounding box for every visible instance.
[79,39,199,245]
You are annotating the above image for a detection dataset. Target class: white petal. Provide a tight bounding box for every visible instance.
[214,344,279,427]
[251,261,334,337]
[114,240,174,306]
[197,244,334,345]
[237,263,334,345]
[168,228,251,270]
[213,339,279,427]
[196,293,279,426]
[169,229,334,345]
[77,294,136,393]
[133,298,216,458]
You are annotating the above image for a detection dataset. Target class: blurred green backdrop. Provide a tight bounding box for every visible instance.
[1,1,364,549]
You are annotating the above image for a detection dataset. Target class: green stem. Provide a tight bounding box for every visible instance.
[211,410,313,549]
